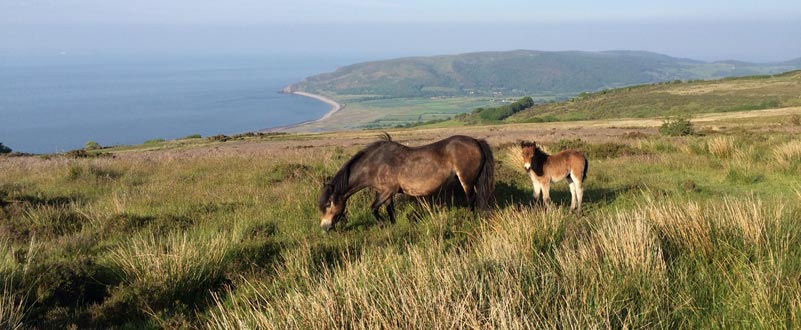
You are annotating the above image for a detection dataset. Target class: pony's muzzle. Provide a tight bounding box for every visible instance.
[320,218,333,232]
[524,162,531,170]
[320,221,334,232]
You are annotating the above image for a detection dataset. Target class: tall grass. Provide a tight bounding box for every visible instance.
[707,135,734,158]
[0,239,36,330]
[105,227,241,298]
[3,129,801,327]
[206,198,801,329]
[773,140,801,169]
[0,278,26,330]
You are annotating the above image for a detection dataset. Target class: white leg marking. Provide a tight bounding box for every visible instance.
[569,182,577,210]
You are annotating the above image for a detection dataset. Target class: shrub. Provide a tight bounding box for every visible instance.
[622,131,648,139]
[476,96,535,121]
[64,149,111,159]
[789,114,801,126]
[84,141,102,150]
[65,149,90,158]
[256,163,313,185]
[144,139,166,145]
[181,134,202,140]
[207,135,230,142]
[659,117,695,136]
[548,138,644,159]
[0,143,11,154]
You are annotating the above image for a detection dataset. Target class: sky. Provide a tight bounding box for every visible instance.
[1,0,800,64]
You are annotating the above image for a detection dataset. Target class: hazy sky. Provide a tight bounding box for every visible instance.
[2,0,800,63]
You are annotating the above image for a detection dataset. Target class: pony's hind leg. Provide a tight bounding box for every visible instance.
[576,181,584,215]
[568,182,577,211]
[456,174,477,211]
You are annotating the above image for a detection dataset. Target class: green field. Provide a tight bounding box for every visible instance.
[3,110,801,328]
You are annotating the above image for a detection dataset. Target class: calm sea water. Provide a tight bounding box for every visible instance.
[0,56,347,154]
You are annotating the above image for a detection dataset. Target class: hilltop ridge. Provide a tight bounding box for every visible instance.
[287,50,801,99]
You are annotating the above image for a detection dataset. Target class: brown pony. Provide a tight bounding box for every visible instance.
[520,141,588,214]
[318,133,495,231]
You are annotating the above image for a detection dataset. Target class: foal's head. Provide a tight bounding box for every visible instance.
[318,183,347,231]
[520,141,538,171]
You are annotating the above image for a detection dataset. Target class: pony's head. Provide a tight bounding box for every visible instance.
[318,183,347,231]
[316,135,389,231]
[520,140,537,170]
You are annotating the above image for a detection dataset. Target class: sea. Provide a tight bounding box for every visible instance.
[0,55,353,154]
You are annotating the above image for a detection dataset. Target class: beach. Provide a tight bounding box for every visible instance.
[291,91,342,121]
[262,90,343,132]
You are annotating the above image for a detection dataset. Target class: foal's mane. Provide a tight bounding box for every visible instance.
[521,141,549,159]
[533,145,549,160]
[318,133,394,211]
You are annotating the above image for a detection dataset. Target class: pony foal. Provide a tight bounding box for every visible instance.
[520,141,587,214]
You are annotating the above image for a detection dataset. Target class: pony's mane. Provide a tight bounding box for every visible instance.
[318,133,394,211]
[521,141,549,159]
[533,145,549,159]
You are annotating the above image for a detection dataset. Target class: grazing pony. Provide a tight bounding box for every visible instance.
[318,133,495,231]
[520,141,588,214]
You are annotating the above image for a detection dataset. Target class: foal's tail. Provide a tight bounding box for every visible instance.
[475,139,496,209]
[582,156,589,182]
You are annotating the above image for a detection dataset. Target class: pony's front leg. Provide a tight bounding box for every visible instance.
[541,182,552,208]
[530,176,542,205]
[386,197,396,224]
[371,190,395,226]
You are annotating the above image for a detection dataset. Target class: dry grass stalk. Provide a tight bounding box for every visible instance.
[773,140,801,169]
[707,135,734,158]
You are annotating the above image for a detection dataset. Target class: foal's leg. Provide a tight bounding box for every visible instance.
[541,180,552,208]
[529,175,542,204]
[568,182,577,211]
[575,179,584,215]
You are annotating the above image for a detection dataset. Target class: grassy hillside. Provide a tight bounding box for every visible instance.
[448,70,801,124]
[2,112,801,328]
[511,70,801,122]
[289,50,801,99]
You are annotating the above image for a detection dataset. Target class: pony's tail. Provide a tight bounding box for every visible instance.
[582,157,589,182]
[475,139,496,210]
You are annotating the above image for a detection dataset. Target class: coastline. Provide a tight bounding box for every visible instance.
[261,90,343,132]
[291,91,342,121]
